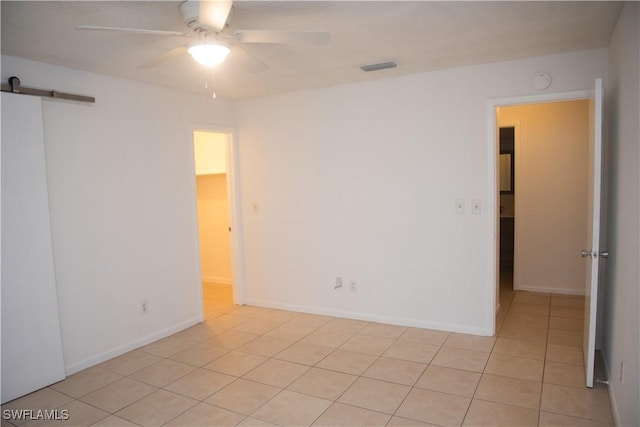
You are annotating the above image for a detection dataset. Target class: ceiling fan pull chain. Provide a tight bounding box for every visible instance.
[211,69,217,99]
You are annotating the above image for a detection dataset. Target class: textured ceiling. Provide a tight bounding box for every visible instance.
[1,1,623,100]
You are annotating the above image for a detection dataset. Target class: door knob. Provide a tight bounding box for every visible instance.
[581,249,592,258]
[600,250,609,259]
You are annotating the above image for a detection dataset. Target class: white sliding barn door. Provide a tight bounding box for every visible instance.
[1,93,66,403]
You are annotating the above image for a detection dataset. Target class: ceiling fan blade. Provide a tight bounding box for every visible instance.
[233,30,330,45]
[139,46,188,69]
[198,0,233,32]
[76,25,186,37]
[230,46,269,74]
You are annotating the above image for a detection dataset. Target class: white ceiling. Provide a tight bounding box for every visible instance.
[1,1,622,100]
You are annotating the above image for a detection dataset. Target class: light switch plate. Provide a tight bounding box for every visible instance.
[456,199,465,214]
[472,200,481,214]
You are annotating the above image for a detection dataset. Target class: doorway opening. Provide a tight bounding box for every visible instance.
[488,89,592,332]
[498,125,517,310]
[489,81,604,388]
[190,126,244,313]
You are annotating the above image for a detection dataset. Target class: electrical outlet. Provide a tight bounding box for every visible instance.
[455,199,465,214]
[141,302,148,314]
[350,281,357,292]
[335,277,343,289]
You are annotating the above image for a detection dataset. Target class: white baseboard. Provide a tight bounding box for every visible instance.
[202,276,232,285]
[244,298,492,336]
[601,351,622,427]
[515,284,585,295]
[64,315,202,375]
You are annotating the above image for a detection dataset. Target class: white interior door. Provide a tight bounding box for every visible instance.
[1,93,66,403]
[582,79,604,388]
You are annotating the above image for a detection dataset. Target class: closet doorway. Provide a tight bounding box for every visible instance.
[191,127,244,308]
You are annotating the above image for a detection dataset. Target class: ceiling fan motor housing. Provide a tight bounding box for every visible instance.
[180,0,201,30]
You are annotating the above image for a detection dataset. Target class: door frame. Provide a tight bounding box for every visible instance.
[486,89,591,334]
[187,123,246,308]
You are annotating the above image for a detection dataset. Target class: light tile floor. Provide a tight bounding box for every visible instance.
[2,278,614,426]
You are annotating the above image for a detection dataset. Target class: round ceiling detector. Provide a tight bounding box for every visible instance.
[532,72,552,90]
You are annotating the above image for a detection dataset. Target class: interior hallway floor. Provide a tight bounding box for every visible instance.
[2,280,614,427]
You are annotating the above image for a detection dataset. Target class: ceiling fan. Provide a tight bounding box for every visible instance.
[76,0,330,73]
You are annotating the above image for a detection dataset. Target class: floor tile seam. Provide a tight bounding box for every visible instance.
[15,388,85,421]
[126,372,192,391]
[336,334,400,358]
[489,350,547,363]
[168,349,234,367]
[470,393,541,412]
[395,336,448,347]
[537,410,613,427]
[78,379,160,414]
[442,342,497,354]
[337,370,412,418]
[549,307,583,319]
[262,322,325,343]
[457,389,476,427]
[140,391,200,427]
[470,288,545,417]
[0,392,69,416]
[547,327,583,333]
[539,404,615,425]
[394,383,473,427]
[111,388,197,425]
[411,378,478,400]
[198,401,259,425]
[337,402,395,425]
[541,376,594,391]
[240,359,311,390]
[537,301,552,425]
[467,397,542,422]
[202,332,262,350]
[433,342,493,360]
[231,322,288,336]
[361,355,430,388]
[161,371,240,403]
[458,355,487,426]
[62,398,113,426]
[478,366,544,383]
[246,388,324,427]
[49,372,124,401]
[319,349,391,412]
[355,331,406,341]
[76,394,138,420]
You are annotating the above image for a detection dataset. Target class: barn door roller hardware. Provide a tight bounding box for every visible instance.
[1,76,95,103]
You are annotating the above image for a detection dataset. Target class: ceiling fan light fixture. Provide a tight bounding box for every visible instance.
[187,41,230,67]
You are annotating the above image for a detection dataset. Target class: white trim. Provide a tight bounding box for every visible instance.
[188,124,246,307]
[245,299,492,336]
[64,316,202,375]
[601,352,621,427]
[487,88,592,338]
[516,284,585,296]
[202,276,232,285]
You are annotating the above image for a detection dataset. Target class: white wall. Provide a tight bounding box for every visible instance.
[603,2,640,426]
[1,55,236,374]
[498,100,589,295]
[236,48,608,335]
